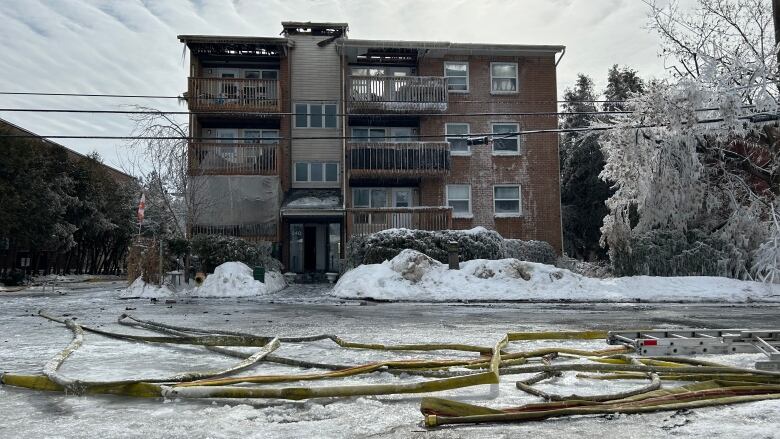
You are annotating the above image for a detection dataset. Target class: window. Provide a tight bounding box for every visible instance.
[446,185,471,217]
[446,123,470,155]
[491,62,518,92]
[243,70,278,80]
[295,162,339,182]
[444,62,469,92]
[243,129,279,144]
[351,128,386,142]
[295,162,308,182]
[294,103,338,128]
[352,187,416,207]
[492,123,520,154]
[494,185,521,216]
[351,127,416,143]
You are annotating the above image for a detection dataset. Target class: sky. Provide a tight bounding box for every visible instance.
[0,0,691,172]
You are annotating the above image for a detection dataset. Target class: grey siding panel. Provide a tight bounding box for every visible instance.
[291,128,342,162]
[289,35,341,101]
[289,34,343,178]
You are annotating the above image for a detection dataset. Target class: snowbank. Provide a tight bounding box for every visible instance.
[332,249,780,302]
[120,277,176,299]
[190,262,286,298]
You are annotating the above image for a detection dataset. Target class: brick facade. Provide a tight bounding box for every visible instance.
[416,56,562,253]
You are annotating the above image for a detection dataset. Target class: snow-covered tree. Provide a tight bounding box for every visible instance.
[599,0,779,279]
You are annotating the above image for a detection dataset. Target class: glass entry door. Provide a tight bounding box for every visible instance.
[289,222,342,273]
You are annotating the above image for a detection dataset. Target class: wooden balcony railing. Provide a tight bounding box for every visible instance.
[189,142,277,175]
[346,207,453,238]
[187,77,280,112]
[347,76,448,113]
[347,142,450,177]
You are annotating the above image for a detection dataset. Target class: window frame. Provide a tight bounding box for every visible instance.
[446,184,472,218]
[294,103,339,129]
[350,127,387,143]
[444,61,469,93]
[491,122,521,155]
[294,162,340,183]
[490,62,518,94]
[243,129,279,144]
[493,185,522,217]
[445,123,471,156]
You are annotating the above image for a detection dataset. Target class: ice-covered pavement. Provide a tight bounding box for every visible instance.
[2,282,780,438]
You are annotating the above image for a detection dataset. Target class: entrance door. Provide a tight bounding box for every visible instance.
[303,226,317,272]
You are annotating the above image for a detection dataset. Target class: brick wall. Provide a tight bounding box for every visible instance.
[418,55,563,253]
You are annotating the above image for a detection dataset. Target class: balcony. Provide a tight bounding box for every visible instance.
[187,77,280,113]
[346,207,453,237]
[347,142,450,178]
[189,142,277,175]
[347,76,448,113]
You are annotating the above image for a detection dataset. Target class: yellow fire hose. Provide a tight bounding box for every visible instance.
[3,312,779,428]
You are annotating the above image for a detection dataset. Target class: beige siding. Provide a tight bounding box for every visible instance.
[289,35,341,100]
[289,34,343,188]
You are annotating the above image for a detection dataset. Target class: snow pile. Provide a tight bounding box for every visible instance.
[332,249,780,302]
[191,262,286,298]
[285,196,340,209]
[120,277,176,299]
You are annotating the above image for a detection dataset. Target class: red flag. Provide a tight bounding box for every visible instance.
[137,193,146,223]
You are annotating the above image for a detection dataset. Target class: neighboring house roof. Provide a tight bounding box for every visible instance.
[0,117,135,183]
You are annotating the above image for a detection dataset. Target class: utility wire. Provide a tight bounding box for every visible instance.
[0,108,632,117]
[0,91,629,105]
[1,111,774,142]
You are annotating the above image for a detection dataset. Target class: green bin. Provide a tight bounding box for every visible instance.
[252,266,265,282]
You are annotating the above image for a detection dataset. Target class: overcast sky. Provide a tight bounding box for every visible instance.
[0,0,691,171]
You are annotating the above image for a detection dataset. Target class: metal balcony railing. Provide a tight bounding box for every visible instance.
[347,76,448,113]
[346,207,453,237]
[187,77,280,112]
[347,141,450,177]
[189,142,277,175]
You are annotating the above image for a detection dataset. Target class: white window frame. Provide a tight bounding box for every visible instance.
[445,123,470,156]
[493,185,522,217]
[294,162,340,183]
[444,61,469,93]
[446,184,472,218]
[490,62,518,94]
[491,122,521,155]
[294,103,338,129]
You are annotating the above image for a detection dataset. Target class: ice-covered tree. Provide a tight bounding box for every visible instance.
[599,0,779,279]
[560,69,644,260]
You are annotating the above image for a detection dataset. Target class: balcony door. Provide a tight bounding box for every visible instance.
[392,189,412,228]
[216,129,238,163]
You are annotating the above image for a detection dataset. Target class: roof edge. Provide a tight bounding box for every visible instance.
[338,39,565,53]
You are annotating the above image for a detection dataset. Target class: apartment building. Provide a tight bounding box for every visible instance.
[180,22,564,274]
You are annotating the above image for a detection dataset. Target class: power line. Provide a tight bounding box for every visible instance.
[0,90,628,105]
[0,108,632,117]
[0,91,185,99]
[1,110,774,142]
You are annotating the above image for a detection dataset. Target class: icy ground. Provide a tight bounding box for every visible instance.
[2,281,780,438]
